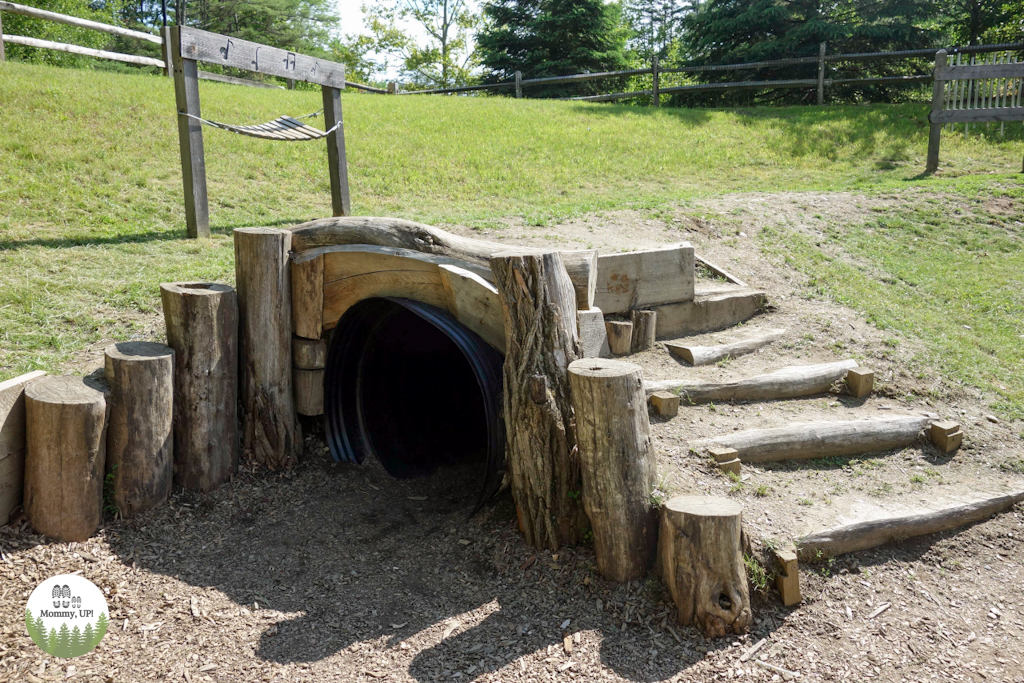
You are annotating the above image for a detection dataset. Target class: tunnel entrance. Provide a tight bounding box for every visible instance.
[324,297,506,509]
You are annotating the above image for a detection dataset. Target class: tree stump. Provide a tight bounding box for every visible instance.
[658,495,751,637]
[160,281,239,491]
[568,358,657,582]
[630,310,657,353]
[490,250,586,550]
[234,228,301,469]
[104,342,174,517]
[605,320,633,356]
[24,377,107,541]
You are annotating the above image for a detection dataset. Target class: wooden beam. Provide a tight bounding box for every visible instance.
[694,416,934,464]
[594,243,695,313]
[797,490,1024,561]
[666,328,785,366]
[178,26,345,88]
[936,63,1024,80]
[438,264,506,353]
[645,360,858,404]
[931,106,1024,124]
[0,1,163,43]
[322,86,351,216]
[170,26,209,239]
[1,34,165,67]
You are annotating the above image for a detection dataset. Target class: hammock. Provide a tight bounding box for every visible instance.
[179,110,340,141]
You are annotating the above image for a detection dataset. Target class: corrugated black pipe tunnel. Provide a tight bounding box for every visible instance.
[324,297,506,510]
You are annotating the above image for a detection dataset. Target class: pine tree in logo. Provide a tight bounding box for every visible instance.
[25,609,46,651]
[69,626,84,658]
[82,623,95,653]
[94,613,108,646]
[56,623,72,659]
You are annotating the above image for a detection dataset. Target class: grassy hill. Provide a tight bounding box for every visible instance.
[1,60,1022,416]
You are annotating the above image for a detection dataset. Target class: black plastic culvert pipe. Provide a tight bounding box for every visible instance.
[324,297,506,511]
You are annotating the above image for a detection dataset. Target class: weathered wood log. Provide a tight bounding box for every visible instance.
[644,360,858,404]
[24,377,107,541]
[294,369,325,416]
[235,228,301,469]
[796,490,1024,561]
[288,217,597,308]
[160,281,239,491]
[666,328,785,366]
[577,307,610,358]
[490,250,585,550]
[694,416,933,464]
[103,342,174,517]
[0,371,47,525]
[594,244,695,313]
[658,496,751,637]
[630,310,657,353]
[694,254,747,288]
[293,337,327,370]
[438,263,506,353]
[605,320,633,356]
[568,358,657,582]
[290,250,324,339]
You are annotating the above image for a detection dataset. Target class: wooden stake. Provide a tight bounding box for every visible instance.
[605,320,633,356]
[490,250,585,550]
[104,342,174,517]
[160,282,239,491]
[24,377,107,541]
[569,358,657,582]
[845,367,874,398]
[649,391,679,418]
[235,228,301,469]
[658,496,751,637]
[321,85,351,217]
[929,420,963,452]
[629,310,656,353]
[773,547,801,606]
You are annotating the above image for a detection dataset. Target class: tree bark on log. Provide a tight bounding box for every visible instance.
[630,310,656,353]
[666,328,785,366]
[235,228,301,469]
[796,489,1024,561]
[568,358,657,581]
[693,416,934,463]
[103,342,174,517]
[160,282,239,491]
[644,360,858,404]
[490,250,585,550]
[24,377,107,541]
[288,216,597,309]
[658,495,751,637]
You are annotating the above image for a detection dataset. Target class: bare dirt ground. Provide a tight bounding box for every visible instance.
[3,190,1024,683]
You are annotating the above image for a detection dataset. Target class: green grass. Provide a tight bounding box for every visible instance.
[1,60,1023,388]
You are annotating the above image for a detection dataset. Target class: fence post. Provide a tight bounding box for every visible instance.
[160,25,172,78]
[926,50,948,174]
[817,42,826,105]
[169,25,210,238]
[0,11,6,62]
[387,81,397,94]
[322,85,351,216]
[287,78,295,90]
[653,56,660,107]
[515,70,522,99]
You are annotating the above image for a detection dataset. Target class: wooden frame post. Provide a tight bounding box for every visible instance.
[321,86,351,217]
[652,56,660,107]
[160,25,172,77]
[169,25,210,238]
[817,42,826,105]
[926,50,948,174]
[515,70,522,98]
[0,11,6,62]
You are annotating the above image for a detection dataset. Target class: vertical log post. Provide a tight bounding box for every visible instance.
[160,25,172,77]
[0,12,6,62]
[322,85,351,217]
[490,250,585,550]
[235,228,301,469]
[568,358,657,582]
[817,42,826,105]
[160,282,239,491]
[658,495,751,637]
[926,50,948,174]
[24,377,107,541]
[630,310,656,353]
[515,70,522,99]
[169,25,209,238]
[652,56,660,107]
[104,342,174,517]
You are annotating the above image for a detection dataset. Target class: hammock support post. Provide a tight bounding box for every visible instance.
[167,26,351,238]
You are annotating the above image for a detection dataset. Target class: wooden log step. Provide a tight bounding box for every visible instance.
[796,490,1024,561]
[652,284,766,340]
[693,415,935,464]
[666,328,785,366]
[594,243,694,314]
[644,360,858,404]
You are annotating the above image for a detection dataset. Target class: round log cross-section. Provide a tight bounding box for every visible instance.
[104,342,174,517]
[568,358,657,582]
[658,495,751,637]
[160,281,239,492]
[24,376,107,541]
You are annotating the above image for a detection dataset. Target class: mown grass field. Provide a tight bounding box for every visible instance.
[1,60,1022,417]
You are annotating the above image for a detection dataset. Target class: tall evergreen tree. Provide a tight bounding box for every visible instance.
[623,0,690,62]
[477,0,543,81]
